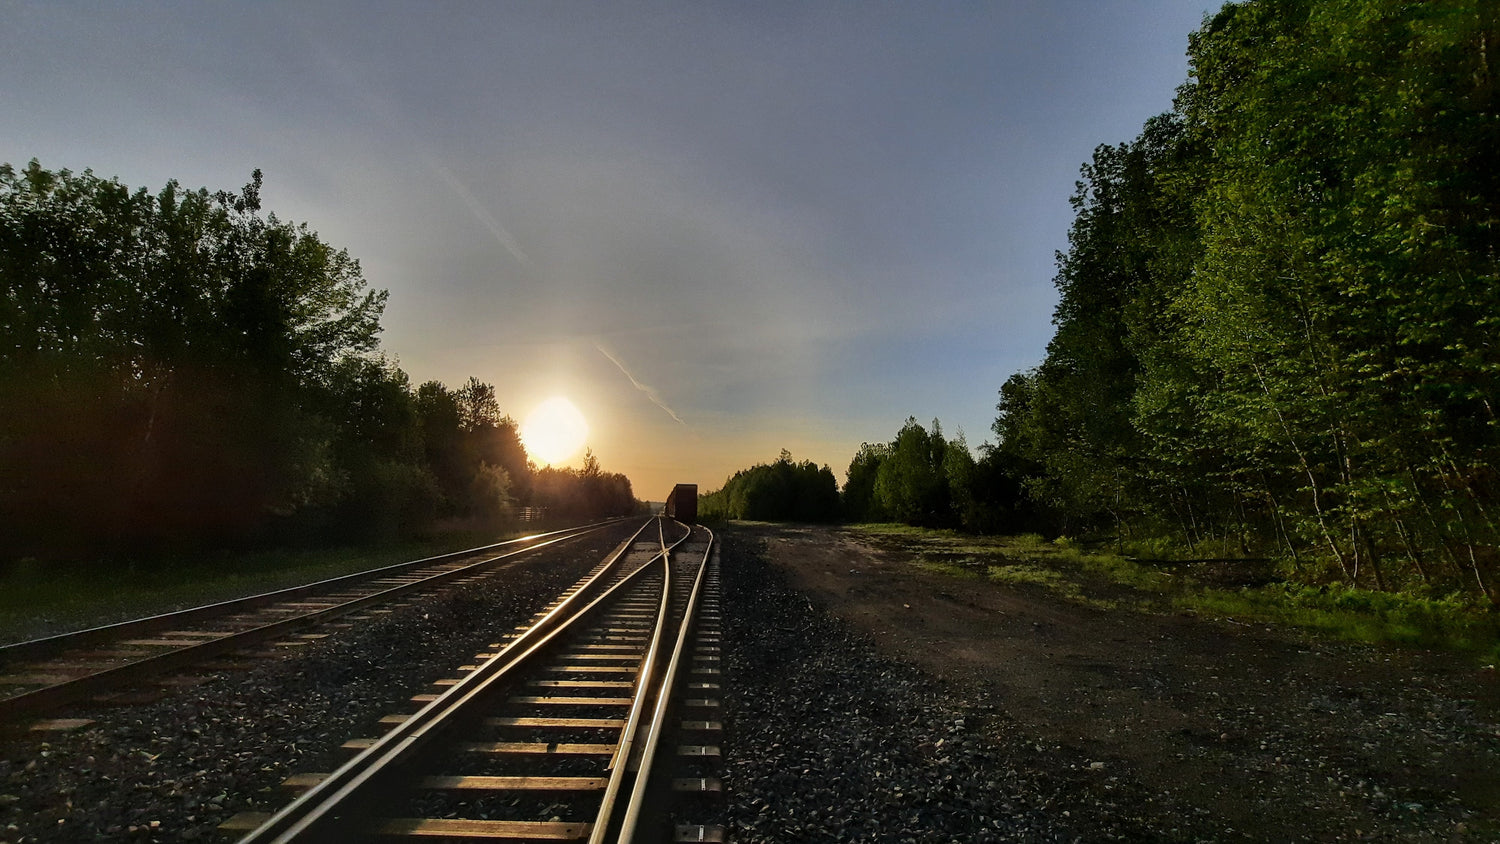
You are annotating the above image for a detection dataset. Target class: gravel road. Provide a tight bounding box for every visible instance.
[720,523,1500,842]
[719,530,1175,842]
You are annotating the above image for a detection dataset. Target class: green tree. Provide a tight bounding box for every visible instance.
[988,0,1500,601]
[943,430,980,530]
[873,418,949,526]
[1175,0,1500,594]
[0,162,387,553]
[842,442,889,522]
[456,376,502,432]
[699,451,839,522]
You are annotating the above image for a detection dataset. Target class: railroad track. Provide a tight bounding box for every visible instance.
[0,521,623,722]
[229,516,723,842]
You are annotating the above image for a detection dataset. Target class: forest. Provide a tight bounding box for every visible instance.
[705,0,1500,605]
[989,0,1499,604]
[0,162,638,561]
[697,450,840,523]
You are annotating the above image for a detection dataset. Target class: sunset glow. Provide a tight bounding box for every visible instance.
[3,3,1219,498]
[520,396,589,466]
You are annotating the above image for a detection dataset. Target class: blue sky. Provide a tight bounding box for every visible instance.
[2,1,1221,497]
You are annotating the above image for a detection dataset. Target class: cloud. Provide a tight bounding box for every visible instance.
[596,342,687,426]
[290,25,533,272]
[427,158,533,270]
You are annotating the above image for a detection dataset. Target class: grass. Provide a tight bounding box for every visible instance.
[847,523,1500,663]
[0,526,544,645]
[1186,583,1500,661]
[986,564,1082,597]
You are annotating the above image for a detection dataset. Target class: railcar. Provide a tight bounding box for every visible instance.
[664,483,698,524]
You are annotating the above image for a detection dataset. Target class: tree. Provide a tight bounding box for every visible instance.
[0,162,652,556]
[456,376,501,432]
[842,443,889,522]
[943,430,979,529]
[0,162,387,553]
[873,418,950,526]
[412,378,533,522]
[985,0,1500,600]
[699,451,840,522]
[531,454,639,520]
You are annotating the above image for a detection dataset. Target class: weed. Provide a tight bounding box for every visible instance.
[987,564,1070,590]
[1074,554,1176,591]
[1010,533,1050,551]
[913,556,984,580]
[1120,535,1186,560]
[0,528,537,644]
[847,523,1500,662]
[1185,584,1500,660]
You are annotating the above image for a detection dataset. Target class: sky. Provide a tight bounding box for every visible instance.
[2,1,1221,499]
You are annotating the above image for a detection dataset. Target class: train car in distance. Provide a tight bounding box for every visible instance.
[664,483,698,524]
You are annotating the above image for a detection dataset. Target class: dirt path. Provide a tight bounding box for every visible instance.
[734,523,1500,840]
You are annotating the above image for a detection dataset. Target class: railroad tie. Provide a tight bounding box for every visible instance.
[674,823,727,842]
[372,818,591,839]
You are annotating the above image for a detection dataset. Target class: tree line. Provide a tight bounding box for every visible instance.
[700,423,1039,534]
[707,0,1499,605]
[842,418,1036,533]
[1,161,638,560]
[995,0,1499,603]
[697,450,840,523]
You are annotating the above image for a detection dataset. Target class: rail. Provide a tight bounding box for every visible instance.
[0,519,623,720]
[235,517,715,842]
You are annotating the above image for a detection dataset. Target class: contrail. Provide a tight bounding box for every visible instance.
[596,344,687,426]
[290,29,532,271]
[428,159,533,269]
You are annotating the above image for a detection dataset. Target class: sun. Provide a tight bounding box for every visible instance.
[520,396,589,466]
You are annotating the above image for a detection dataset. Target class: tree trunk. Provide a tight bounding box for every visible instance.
[1250,361,1350,577]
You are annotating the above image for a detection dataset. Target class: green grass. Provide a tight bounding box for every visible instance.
[1185,583,1500,662]
[847,523,1500,663]
[0,527,539,645]
[986,563,1079,593]
[911,558,984,579]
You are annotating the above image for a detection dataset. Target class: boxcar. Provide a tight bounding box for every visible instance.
[664,483,698,524]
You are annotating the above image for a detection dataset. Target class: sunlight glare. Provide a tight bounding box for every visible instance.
[520,396,589,466]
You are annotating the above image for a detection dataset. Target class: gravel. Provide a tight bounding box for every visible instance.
[5,520,1493,842]
[719,535,1184,842]
[0,524,636,843]
[719,528,1500,842]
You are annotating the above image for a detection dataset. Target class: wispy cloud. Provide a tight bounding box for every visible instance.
[292,28,532,271]
[427,159,533,269]
[596,343,687,426]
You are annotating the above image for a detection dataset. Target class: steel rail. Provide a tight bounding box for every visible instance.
[585,520,697,844]
[0,520,623,720]
[237,516,679,843]
[617,522,715,844]
[1,519,621,663]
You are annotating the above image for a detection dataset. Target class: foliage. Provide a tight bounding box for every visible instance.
[531,449,640,520]
[0,162,638,559]
[1186,584,1500,661]
[841,442,889,522]
[1,162,385,552]
[841,417,1035,533]
[851,524,1500,661]
[699,450,840,522]
[986,0,1500,603]
[872,419,951,525]
[986,564,1077,597]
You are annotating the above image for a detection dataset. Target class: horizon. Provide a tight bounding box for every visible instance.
[1,2,1220,498]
